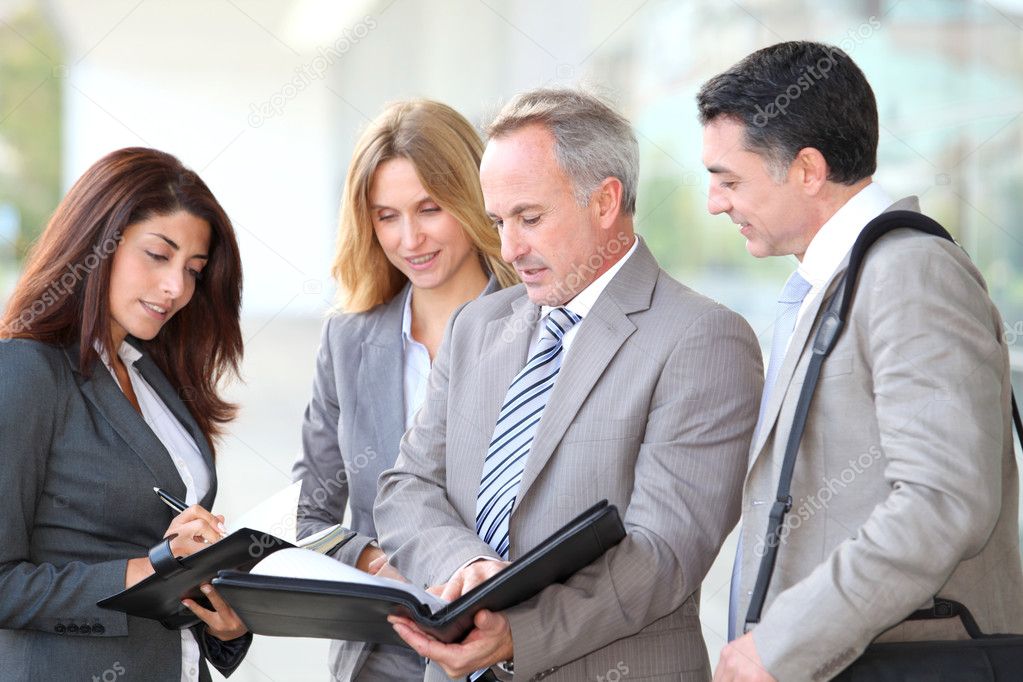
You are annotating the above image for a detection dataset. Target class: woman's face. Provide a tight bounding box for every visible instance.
[108,210,211,346]
[369,157,483,292]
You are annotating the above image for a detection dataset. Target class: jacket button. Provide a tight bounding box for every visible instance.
[67,624,79,634]
[54,624,66,634]
[92,623,105,634]
[78,624,92,635]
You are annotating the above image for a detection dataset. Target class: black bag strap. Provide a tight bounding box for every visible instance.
[744,209,1023,632]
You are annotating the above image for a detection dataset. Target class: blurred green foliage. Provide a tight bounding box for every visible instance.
[0,3,62,263]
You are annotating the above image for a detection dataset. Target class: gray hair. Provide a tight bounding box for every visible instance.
[486,88,639,215]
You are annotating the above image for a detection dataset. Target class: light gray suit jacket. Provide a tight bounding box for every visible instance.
[293,278,498,681]
[737,198,1023,681]
[375,240,764,681]
[0,338,249,682]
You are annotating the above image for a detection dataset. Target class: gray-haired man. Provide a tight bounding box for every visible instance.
[374,88,763,681]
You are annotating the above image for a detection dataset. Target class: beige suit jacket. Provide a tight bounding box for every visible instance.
[375,240,763,681]
[737,198,1023,681]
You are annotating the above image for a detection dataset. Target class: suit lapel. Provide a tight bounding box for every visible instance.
[514,240,655,506]
[65,342,189,503]
[477,294,537,440]
[747,196,923,470]
[360,285,408,456]
[128,340,219,507]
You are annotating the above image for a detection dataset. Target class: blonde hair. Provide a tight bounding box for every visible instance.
[331,99,518,312]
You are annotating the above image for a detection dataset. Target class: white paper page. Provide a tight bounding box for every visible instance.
[252,547,448,613]
[226,481,301,541]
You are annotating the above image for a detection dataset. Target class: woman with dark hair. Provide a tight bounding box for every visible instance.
[291,99,517,681]
[0,147,249,681]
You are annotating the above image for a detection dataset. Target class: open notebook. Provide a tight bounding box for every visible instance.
[98,482,355,629]
[213,500,626,645]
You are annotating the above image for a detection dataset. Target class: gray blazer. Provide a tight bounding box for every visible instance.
[293,277,499,681]
[375,240,764,682]
[737,198,1023,681]
[0,338,249,682]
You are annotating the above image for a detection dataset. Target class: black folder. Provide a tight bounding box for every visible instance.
[212,500,626,645]
[98,529,293,629]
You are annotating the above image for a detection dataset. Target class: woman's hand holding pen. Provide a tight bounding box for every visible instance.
[124,504,226,588]
[164,504,227,554]
[164,506,247,641]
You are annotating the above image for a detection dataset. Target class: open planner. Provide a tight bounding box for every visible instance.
[212,500,626,645]
[98,482,354,629]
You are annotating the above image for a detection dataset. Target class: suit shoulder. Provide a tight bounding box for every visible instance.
[861,226,982,287]
[652,271,754,334]
[0,339,67,393]
[455,284,525,324]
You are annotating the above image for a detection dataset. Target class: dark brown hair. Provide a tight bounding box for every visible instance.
[0,147,243,452]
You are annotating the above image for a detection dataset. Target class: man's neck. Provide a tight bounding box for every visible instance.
[796,177,872,261]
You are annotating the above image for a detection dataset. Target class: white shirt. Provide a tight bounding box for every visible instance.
[401,288,433,430]
[100,340,209,682]
[795,182,893,329]
[531,236,640,356]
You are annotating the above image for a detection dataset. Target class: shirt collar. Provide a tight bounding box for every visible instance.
[94,337,143,369]
[541,236,640,321]
[400,286,415,351]
[798,182,893,288]
[401,278,495,350]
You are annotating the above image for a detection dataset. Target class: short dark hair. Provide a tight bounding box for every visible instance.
[697,41,878,185]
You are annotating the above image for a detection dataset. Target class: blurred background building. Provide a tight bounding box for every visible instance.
[1,0,1020,679]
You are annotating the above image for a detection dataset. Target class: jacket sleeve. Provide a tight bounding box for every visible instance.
[197,628,253,676]
[0,341,130,636]
[292,318,376,567]
[374,304,503,588]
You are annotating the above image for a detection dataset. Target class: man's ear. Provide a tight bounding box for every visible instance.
[793,147,829,196]
[592,176,624,228]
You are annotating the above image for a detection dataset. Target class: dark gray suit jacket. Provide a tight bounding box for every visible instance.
[292,277,498,680]
[0,337,249,681]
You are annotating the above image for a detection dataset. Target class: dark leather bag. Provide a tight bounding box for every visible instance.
[745,210,1023,680]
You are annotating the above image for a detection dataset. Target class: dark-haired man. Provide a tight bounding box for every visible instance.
[698,41,1023,681]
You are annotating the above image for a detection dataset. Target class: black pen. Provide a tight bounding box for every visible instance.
[153,486,188,514]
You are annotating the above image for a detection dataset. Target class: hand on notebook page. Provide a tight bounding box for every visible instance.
[389,608,512,677]
[366,554,408,583]
[430,559,511,601]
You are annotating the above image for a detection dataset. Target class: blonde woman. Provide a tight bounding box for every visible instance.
[292,99,517,681]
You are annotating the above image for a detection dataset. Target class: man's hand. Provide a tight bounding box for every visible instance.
[367,554,408,583]
[430,559,510,601]
[389,609,513,678]
[714,632,776,682]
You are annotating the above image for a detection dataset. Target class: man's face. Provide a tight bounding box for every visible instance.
[480,124,609,306]
[702,117,813,259]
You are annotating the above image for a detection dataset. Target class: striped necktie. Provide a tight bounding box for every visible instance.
[728,269,813,641]
[475,307,582,559]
